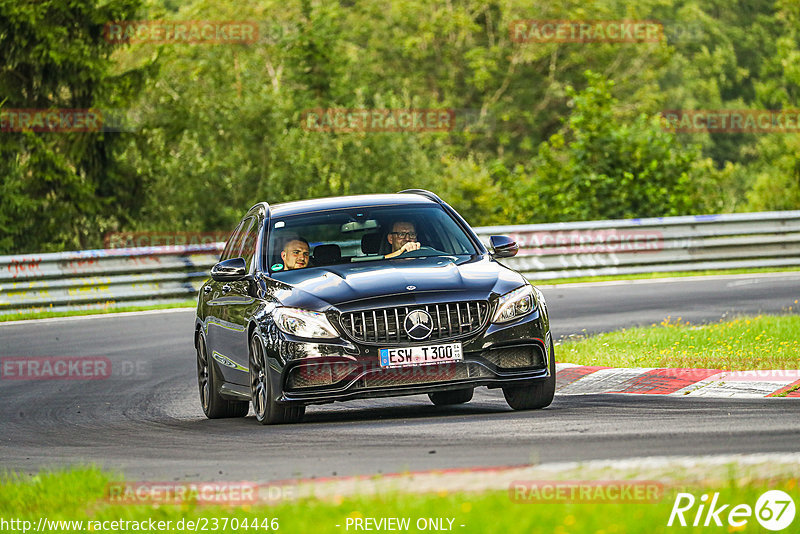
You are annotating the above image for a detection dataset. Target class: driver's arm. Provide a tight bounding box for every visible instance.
[385,241,421,258]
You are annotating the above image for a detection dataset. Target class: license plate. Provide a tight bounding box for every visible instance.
[379,343,463,368]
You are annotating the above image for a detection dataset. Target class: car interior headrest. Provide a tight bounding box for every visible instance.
[312,244,341,266]
[361,233,382,255]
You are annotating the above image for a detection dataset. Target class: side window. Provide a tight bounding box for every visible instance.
[237,217,260,272]
[221,221,245,261]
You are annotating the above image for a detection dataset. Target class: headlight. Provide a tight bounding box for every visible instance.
[273,307,339,339]
[492,285,536,324]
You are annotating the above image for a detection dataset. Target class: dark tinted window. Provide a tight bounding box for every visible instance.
[267,204,477,272]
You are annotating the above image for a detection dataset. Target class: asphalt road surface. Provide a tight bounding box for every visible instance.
[1,273,798,481]
[543,271,800,338]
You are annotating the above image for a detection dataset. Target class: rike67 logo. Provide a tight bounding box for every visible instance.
[668,490,795,531]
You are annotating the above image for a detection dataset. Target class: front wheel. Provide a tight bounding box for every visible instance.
[502,339,556,411]
[250,332,304,425]
[196,334,249,419]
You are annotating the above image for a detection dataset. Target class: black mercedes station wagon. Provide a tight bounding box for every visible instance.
[195,190,554,424]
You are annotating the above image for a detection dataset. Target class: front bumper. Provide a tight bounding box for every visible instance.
[282,359,549,405]
[273,312,551,405]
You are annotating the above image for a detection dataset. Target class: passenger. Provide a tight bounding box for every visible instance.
[385,221,421,258]
[281,237,310,270]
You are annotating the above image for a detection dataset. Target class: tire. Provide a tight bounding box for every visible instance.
[502,339,556,411]
[249,331,305,425]
[428,388,474,406]
[196,334,249,419]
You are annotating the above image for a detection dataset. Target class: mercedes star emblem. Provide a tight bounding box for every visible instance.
[404,309,433,340]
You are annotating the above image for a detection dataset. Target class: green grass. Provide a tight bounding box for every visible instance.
[1,467,797,533]
[532,266,800,285]
[774,383,800,397]
[558,313,800,370]
[0,300,196,322]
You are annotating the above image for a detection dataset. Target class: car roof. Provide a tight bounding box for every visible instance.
[268,193,438,218]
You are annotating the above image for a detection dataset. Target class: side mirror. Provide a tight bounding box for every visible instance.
[490,235,519,259]
[211,257,247,281]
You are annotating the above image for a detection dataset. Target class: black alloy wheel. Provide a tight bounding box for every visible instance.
[250,331,305,424]
[196,333,249,418]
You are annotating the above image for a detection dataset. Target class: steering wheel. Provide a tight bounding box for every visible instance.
[400,246,443,257]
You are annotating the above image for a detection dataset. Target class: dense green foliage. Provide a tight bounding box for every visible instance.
[504,72,698,222]
[1,0,799,253]
[0,0,149,252]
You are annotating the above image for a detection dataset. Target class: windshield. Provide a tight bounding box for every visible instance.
[266,204,478,273]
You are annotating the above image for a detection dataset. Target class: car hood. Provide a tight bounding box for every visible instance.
[270,255,526,310]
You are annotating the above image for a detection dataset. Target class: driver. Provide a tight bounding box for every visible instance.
[385,221,421,258]
[281,236,310,269]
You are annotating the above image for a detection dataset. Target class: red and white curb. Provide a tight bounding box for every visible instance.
[555,363,800,398]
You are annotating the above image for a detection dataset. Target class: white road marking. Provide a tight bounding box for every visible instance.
[0,307,195,327]
[537,270,800,289]
[557,367,653,395]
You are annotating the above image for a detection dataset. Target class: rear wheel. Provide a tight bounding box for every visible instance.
[196,334,249,418]
[250,332,305,425]
[428,388,473,406]
[502,339,556,411]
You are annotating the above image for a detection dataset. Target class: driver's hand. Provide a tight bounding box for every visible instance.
[399,242,421,254]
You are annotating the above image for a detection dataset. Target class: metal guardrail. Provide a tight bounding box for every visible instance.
[474,210,800,280]
[0,244,222,316]
[1,211,799,316]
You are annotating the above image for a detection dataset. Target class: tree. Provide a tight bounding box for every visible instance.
[506,71,698,223]
[0,0,147,253]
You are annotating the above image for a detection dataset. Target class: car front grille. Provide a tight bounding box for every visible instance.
[339,301,490,345]
[358,362,492,389]
[285,360,492,391]
[286,362,354,389]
